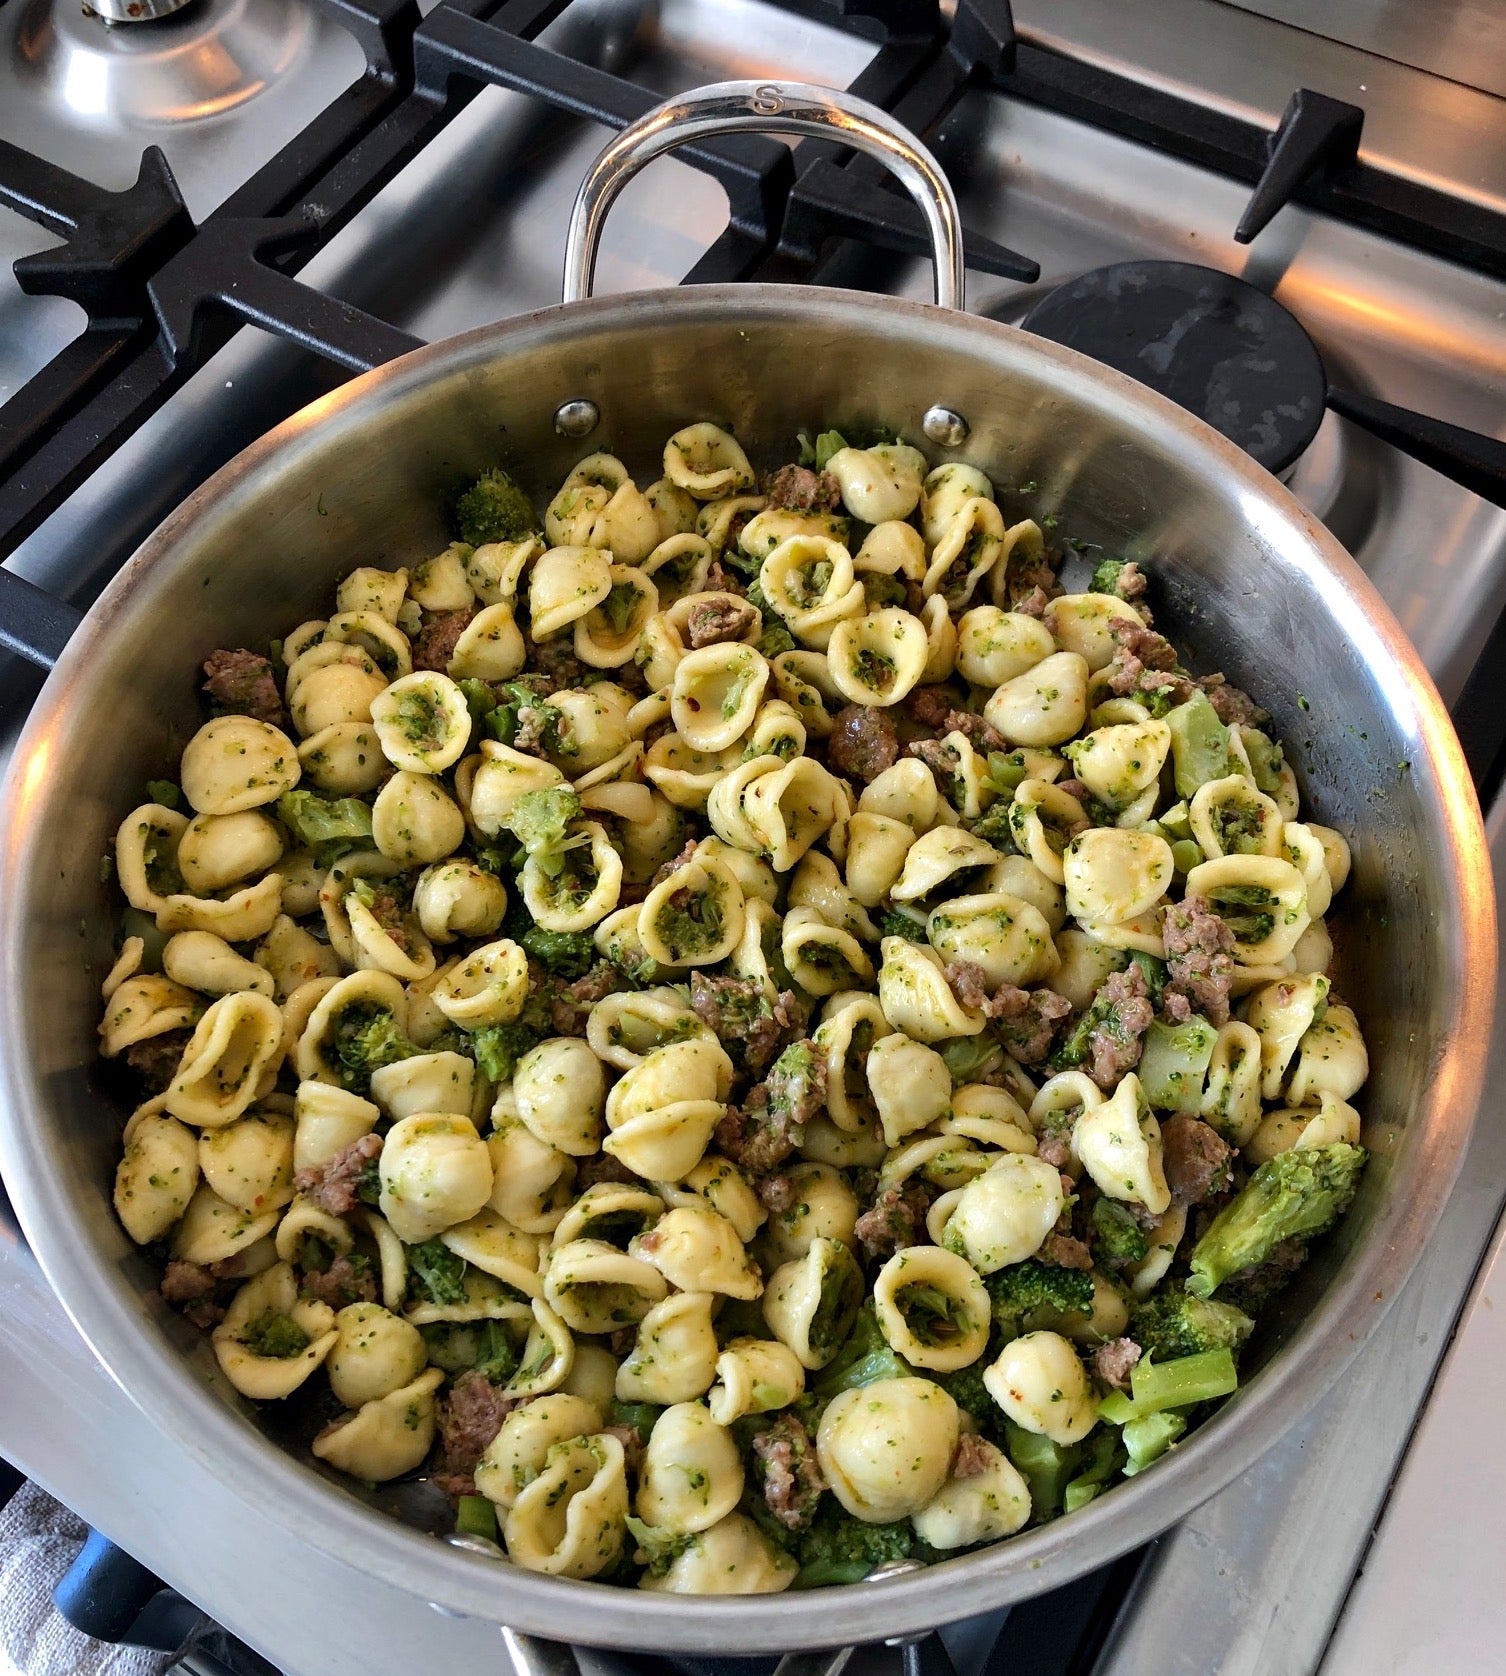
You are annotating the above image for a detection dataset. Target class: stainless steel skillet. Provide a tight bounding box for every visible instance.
[0,78,1492,1656]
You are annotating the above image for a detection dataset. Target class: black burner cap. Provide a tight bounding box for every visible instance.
[1020,260,1326,473]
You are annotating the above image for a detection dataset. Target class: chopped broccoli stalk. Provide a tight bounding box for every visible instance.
[1121,1409,1187,1476]
[1099,1348,1238,1427]
[457,678,496,720]
[796,429,850,472]
[145,778,181,809]
[455,467,537,547]
[878,908,929,945]
[793,1499,911,1588]
[1089,556,1131,596]
[1131,1291,1253,1364]
[277,789,374,852]
[862,572,909,609]
[1171,837,1204,876]
[626,1515,700,1578]
[1063,1425,1125,1512]
[938,1034,1002,1085]
[1137,1015,1218,1111]
[1242,729,1285,796]
[1090,1198,1149,1267]
[455,1495,499,1543]
[470,1021,545,1084]
[1187,1142,1366,1299]
[1128,951,1167,1007]
[758,618,797,659]
[520,923,596,977]
[984,1261,1095,1337]
[608,1399,665,1438]
[1167,691,1233,799]
[813,1303,912,1398]
[406,1239,469,1306]
[983,750,1037,798]
[330,1002,421,1094]
[502,786,584,878]
[1003,1419,1082,1520]
[241,1311,310,1359]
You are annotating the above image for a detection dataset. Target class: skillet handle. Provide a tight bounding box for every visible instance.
[562,80,967,313]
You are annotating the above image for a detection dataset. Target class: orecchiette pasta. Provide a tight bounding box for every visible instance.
[102,429,1368,1594]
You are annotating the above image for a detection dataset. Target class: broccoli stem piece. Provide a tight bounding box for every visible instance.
[1137,1015,1218,1111]
[1003,1418,1082,1520]
[1063,1426,1125,1512]
[1186,1142,1366,1299]
[1097,1348,1238,1425]
[455,1496,499,1543]
[813,1303,913,1398]
[1167,690,1233,799]
[1121,1410,1187,1476]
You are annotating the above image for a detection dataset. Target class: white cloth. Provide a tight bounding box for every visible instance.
[0,1482,172,1676]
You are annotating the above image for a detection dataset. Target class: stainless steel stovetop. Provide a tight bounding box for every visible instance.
[2,1,1506,1672]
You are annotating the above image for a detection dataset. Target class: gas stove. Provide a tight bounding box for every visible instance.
[2,2,1506,1673]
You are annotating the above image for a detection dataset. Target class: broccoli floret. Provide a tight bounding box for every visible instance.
[455,467,537,547]
[330,1002,421,1094]
[982,1260,1095,1337]
[1090,1197,1149,1267]
[965,800,1018,850]
[1132,1291,1253,1362]
[608,1398,665,1438]
[456,678,496,721]
[418,1319,517,1380]
[1187,1142,1366,1299]
[625,1515,700,1578]
[813,1302,912,1398]
[766,1040,820,1123]
[470,1020,545,1085]
[241,1311,310,1359]
[793,1498,912,1588]
[1089,556,1134,597]
[877,908,929,945]
[933,1358,1002,1437]
[747,578,798,658]
[276,789,374,858]
[145,778,181,809]
[519,924,596,978]
[406,1239,469,1306]
[502,786,584,877]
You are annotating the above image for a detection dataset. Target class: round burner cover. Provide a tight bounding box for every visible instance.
[1020,260,1326,474]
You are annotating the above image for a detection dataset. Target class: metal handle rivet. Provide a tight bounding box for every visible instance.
[922,404,970,447]
[554,399,600,438]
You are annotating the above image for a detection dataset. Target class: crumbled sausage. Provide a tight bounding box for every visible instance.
[544,962,621,1037]
[941,710,1008,753]
[1161,1115,1234,1206]
[1002,544,1064,613]
[293,1132,383,1217]
[953,1431,994,1478]
[1102,619,1194,707]
[944,964,1071,1065]
[1199,674,1268,728]
[1091,1337,1143,1392]
[684,594,760,649]
[828,704,899,784]
[1086,964,1155,1088]
[1162,895,1237,1027]
[123,1028,190,1094]
[201,649,286,729]
[715,1041,825,1177]
[1111,562,1149,604]
[756,1172,799,1213]
[764,465,842,513]
[854,1180,936,1260]
[575,1152,637,1190]
[601,1422,646,1479]
[751,1413,826,1530]
[1039,1230,1094,1270]
[436,1370,520,1477]
[411,608,475,672]
[903,685,954,734]
[160,1258,223,1329]
[703,559,747,597]
[690,973,807,1075]
[300,1253,379,1308]
[650,837,700,890]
